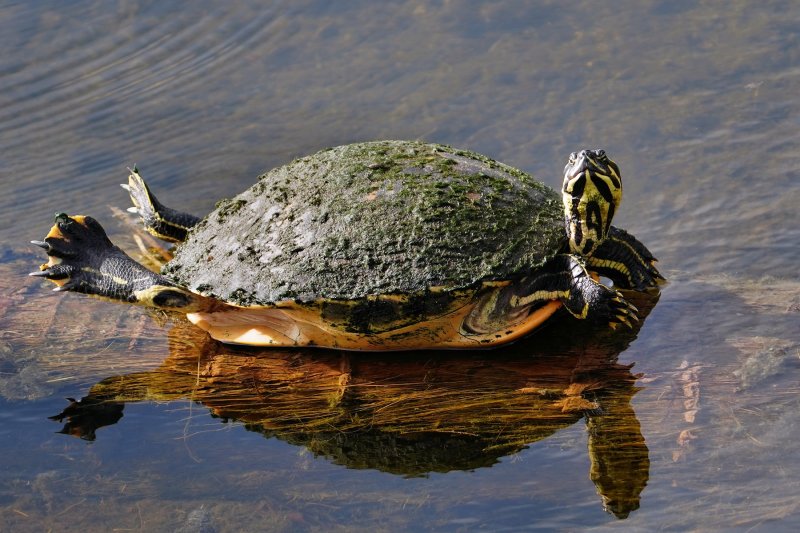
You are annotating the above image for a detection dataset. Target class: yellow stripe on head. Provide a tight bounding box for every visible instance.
[561,149,623,257]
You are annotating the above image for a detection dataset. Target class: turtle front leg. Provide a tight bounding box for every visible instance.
[586,226,665,291]
[512,254,639,329]
[30,213,206,311]
[122,167,201,243]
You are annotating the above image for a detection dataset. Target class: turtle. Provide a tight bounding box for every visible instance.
[30,141,663,350]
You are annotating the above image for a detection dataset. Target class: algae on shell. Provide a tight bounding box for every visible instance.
[164,141,564,306]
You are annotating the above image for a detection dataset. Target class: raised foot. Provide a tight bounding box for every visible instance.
[30,213,117,294]
[29,213,173,304]
[123,168,201,243]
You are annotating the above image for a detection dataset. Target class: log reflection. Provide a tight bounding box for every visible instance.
[51,292,658,518]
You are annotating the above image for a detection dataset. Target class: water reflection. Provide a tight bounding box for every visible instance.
[49,291,658,519]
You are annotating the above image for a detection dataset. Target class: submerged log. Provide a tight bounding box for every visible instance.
[50,290,659,518]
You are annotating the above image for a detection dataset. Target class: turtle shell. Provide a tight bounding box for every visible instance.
[162,141,565,306]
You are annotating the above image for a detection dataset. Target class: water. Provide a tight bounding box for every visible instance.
[2,1,799,530]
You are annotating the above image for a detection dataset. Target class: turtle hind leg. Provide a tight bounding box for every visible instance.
[510,254,639,330]
[123,167,201,243]
[30,213,202,311]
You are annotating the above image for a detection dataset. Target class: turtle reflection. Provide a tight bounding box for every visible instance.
[50,292,658,519]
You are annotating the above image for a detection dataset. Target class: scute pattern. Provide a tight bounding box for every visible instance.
[163,141,565,306]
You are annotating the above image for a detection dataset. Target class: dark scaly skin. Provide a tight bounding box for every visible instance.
[586,226,664,290]
[30,213,206,311]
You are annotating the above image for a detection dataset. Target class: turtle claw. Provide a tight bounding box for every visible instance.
[29,214,112,293]
[30,262,73,280]
[602,290,639,330]
[52,279,80,292]
[31,213,171,303]
[120,183,131,192]
[615,315,635,329]
[32,238,78,259]
[42,241,78,259]
[640,261,665,289]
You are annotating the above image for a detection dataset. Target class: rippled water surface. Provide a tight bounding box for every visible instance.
[2,1,799,531]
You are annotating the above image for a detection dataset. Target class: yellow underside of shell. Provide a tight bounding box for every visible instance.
[187,299,562,351]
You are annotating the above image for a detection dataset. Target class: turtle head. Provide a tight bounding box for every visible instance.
[561,149,622,257]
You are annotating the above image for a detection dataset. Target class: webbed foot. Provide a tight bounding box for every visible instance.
[30,213,116,293]
[605,289,639,330]
[574,276,639,330]
[30,213,164,302]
